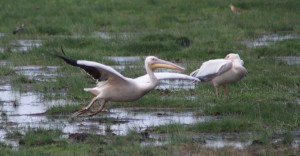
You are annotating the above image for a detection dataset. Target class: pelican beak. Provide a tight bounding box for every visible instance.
[151,59,185,71]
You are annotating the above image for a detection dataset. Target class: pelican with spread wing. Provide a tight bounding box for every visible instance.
[56,54,199,116]
[190,53,247,95]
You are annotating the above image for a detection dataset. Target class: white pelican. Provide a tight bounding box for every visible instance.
[190,53,247,95]
[229,4,240,14]
[56,54,199,116]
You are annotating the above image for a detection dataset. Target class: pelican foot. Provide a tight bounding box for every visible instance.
[72,108,89,117]
[87,110,102,116]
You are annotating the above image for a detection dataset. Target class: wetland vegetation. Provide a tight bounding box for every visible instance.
[0,0,300,155]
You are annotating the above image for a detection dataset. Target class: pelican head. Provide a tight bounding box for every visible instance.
[224,53,244,65]
[145,56,185,71]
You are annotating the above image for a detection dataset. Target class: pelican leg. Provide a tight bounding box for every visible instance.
[88,99,108,116]
[222,84,228,95]
[214,86,219,95]
[73,97,98,116]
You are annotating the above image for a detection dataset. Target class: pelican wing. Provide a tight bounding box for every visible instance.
[135,72,200,83]
[237,65,248,77]
[57,55,126,82]
[190,59,232,82]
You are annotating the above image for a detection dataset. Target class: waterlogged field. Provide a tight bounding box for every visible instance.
[0,0,300,155]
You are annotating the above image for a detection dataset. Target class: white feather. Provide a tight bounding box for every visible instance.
[135,72,200,83]
[190,59,232,82]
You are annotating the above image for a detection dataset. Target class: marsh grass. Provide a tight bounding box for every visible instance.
[5,131,23,140]
[46,104,82,115]
[1,0,299,59]
[190,118,253,133]
[12,75,34,84]
[253,40,300,57]
[0,66,15,76]
[19,128,64,147]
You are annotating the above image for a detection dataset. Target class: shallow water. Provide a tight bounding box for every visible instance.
[141,132,253,149]
[0,84,66,147]
[276,56,300,65]
[14,65,58,81]
[95,31,137,40]
[242,34,299,48]
[0,83,261,150]
[297,97,300,105]
[64,108,207,136]
[0,33,5,38]
[0,60,8,66]
[104,56,143,65]
[0,83,206,147]
[9,40,43,52]
[204,140,251,149]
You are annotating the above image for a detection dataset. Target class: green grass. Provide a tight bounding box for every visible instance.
[0,0,299,60]
[19,128,64,147]
[0,66,15,76]
[253,39,300,57]
[46,104,82,115]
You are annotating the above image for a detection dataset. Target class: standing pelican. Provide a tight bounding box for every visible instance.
[13,23,25,34]
[56,54,199,116]
[190,53,247,95]
[229,4,240,14]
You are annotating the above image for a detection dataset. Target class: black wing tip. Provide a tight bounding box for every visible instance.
[198,78,205,82]
[60,46,66,56]
[52,47,78,67]
[57,55,78,67]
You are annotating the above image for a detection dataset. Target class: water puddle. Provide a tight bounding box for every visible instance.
[0,83,205,147]
[0,33,5,38]
[95,32,137,40]
[204,140,251,149]
[0,85,63,115]
[141,132,252,149]
[275,56,300,65]
[297,97,300,105]
[104,56,143,65]
[158,79,195,90]
[14,65,58,81]
[0,84,66,146]
[242,34,299,48]
[293,139,300,148]
[10,40,43,52]
[65,108,206,136]
[191,133,253,149]
[0,61,9,66]
[2,82,298,149]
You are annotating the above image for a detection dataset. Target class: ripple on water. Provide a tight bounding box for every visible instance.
[204,140,252,149]
[242,33,299,48]
[11,40,43,52]
[275,56,300,65]
[14,65,58,81]
[95,32,136,40]
[104,56,143,65]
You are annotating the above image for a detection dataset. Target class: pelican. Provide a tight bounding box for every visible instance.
[13,23,25,34]
[190,53,247,95]
[56,54,199,116]
[229,4,240,14]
